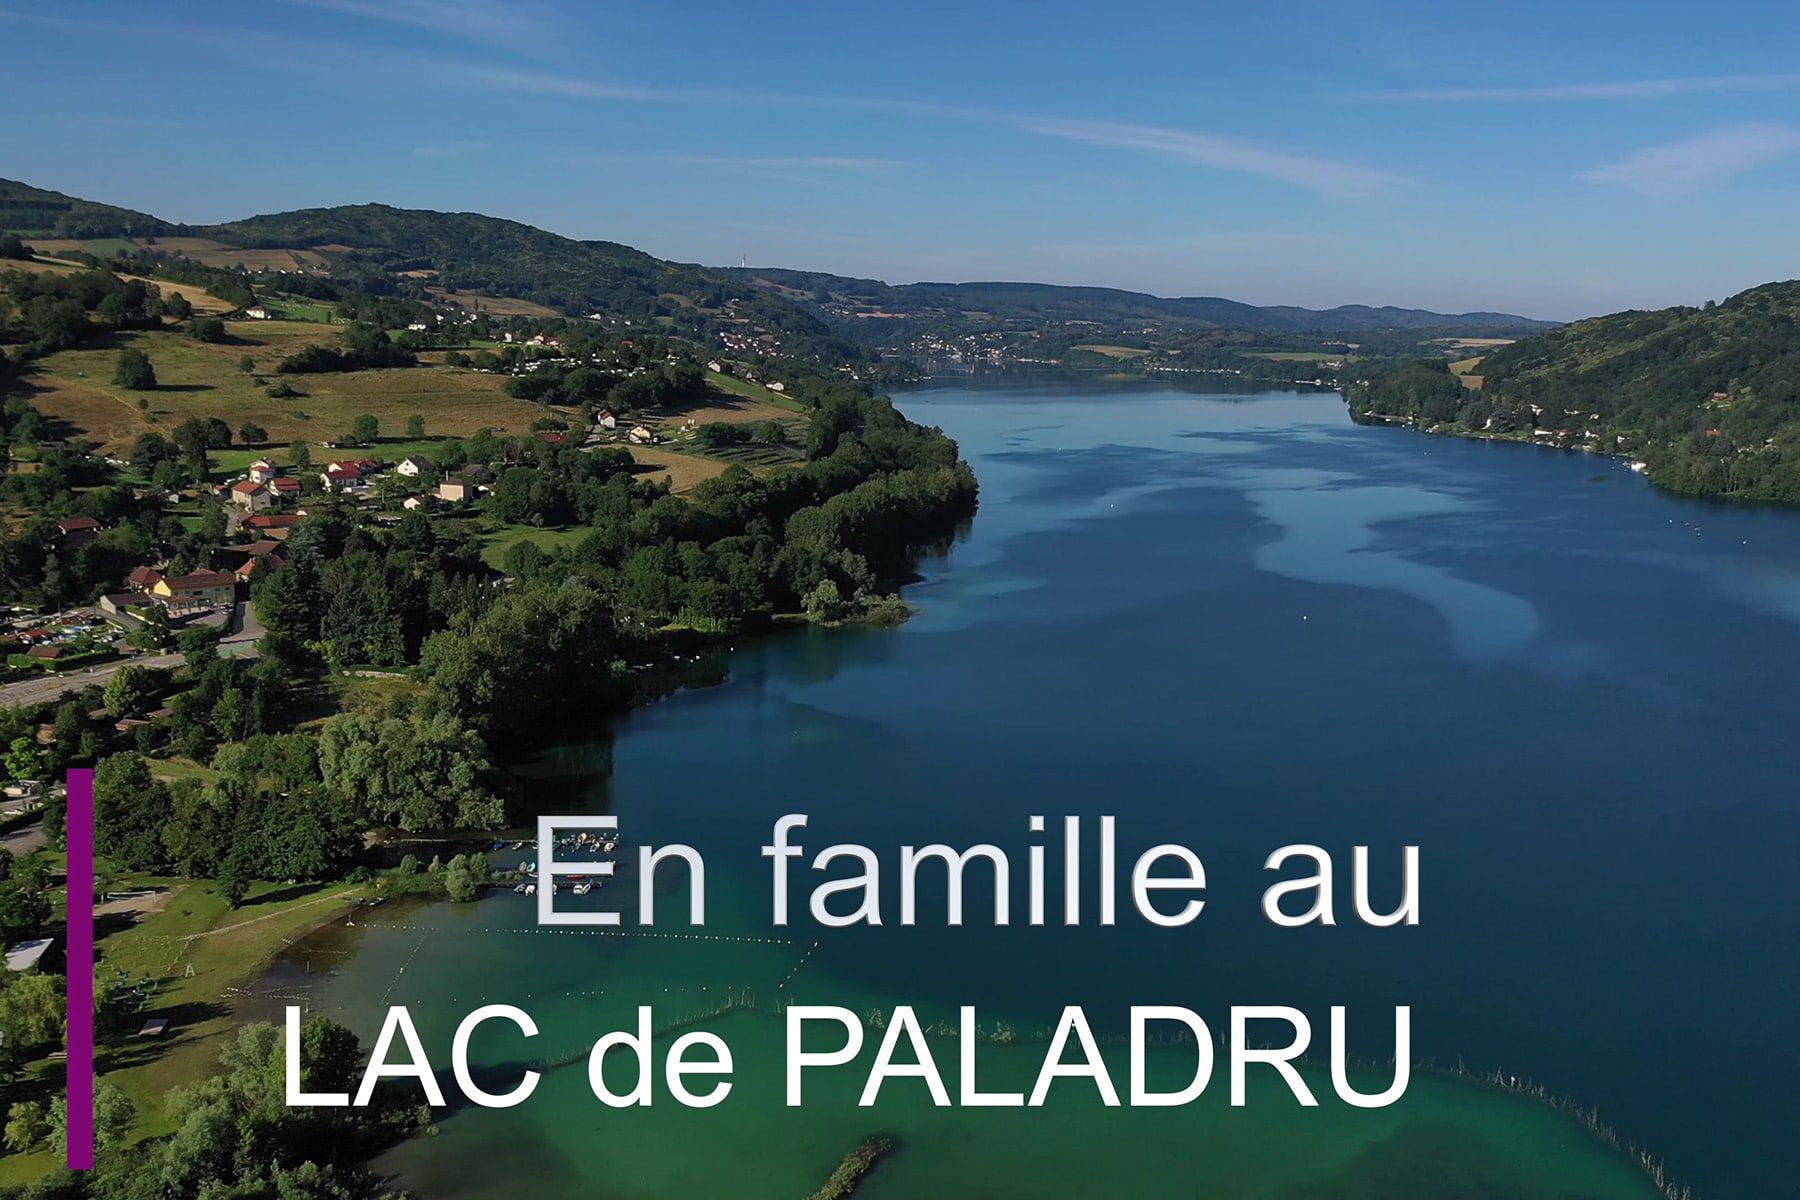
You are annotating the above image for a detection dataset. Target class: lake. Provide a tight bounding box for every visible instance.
[276,374,1797,1199]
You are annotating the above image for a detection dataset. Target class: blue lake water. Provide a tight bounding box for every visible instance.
[304,375,1795,1198]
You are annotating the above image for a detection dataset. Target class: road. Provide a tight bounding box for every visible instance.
[0,816,45,856]
[0,602,261,709]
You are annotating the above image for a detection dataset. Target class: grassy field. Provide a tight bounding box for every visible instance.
[425,286,560,318]
[621,444,729,492]
[1428,337,1516,349]
[705,369,807,413]
[1449,355,1487,389]
[133,237,331,273]
[0,877,366,1183]
[480,522,593,569]
[1070,343,1151,359]
[25,322,555,453]
[9,255,240,316]
[1246,350,1344,363]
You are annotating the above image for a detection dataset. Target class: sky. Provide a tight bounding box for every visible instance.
[3,0,1799,321]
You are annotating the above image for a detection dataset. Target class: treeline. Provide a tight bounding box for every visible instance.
[277,323,417,373]
[0,1017,422,1199]
[1351,281,1800,502]
[0,267,166,358]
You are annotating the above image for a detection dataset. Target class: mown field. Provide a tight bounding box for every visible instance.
[8,255,239,315]
[22,320,558,452]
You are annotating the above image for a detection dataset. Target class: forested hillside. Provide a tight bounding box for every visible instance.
[1351,281,1800,501]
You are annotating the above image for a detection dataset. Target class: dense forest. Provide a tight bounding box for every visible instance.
[1351,280,1800,502]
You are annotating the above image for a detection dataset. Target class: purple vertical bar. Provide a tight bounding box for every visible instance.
[65,767,94,1171]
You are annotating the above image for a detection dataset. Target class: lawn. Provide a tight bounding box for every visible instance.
[480,522,592,569]
[705,369,807,413]
[0,877,366,1183]
[26,324,553,453]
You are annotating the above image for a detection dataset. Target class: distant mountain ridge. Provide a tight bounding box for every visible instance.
[727,269,1556,337]
[1,178,1552,352]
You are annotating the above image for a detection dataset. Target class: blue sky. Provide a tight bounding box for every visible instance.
[3,0,1798,320]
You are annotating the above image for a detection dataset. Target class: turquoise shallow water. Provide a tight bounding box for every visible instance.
[277,376,1799,1198]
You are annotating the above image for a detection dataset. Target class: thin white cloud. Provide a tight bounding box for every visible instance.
[276,0,547,44]
[669,155,905,171]
[1583,123,1800,197]
[1362,74,1800,101]
[1024,118,1408,194]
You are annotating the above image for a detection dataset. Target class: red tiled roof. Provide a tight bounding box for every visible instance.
[126,566,163,587]
[161,570,235,592]
[230,480,265,494]
[270,477,302,492]
[58,517,101,531]
[246,514,302,528]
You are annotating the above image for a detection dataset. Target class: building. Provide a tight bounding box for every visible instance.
[595,409,618,429]
[627,424,656,444]
[236,513,304,540]
[229,480,272,511]
[244,305,275,320]
[328,458,381,477]
[26,644,62,663]
[269,477,302,500]
[436,477,475,503]
[125,565,164,592]
[150,569,236,613]
[56,516,101,549]
[396,455,434,477]
[216,540,287,581]
[247,460,278,483]
[319,467,361,493]
[4,938,53,973]
[403,495,429,511]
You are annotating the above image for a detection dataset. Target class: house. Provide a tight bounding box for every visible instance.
[247,460,278,483]
[319,468,362,493]
[595,409,617,430]
[26,644,62,662]
[627,424,656,445]
[326,459,380,477]
[707,360,723,373]
[436,477,475,503]
[767,381,787,393]
[406,321,430,332]
[268,476,302,499]
[396,455,434,477]
[240,513,304,540]
[56,516,101,549]
[244,304,275,320]
[150,569,237,613]
[403,495,429,511]
[537,430,566,444]
[126,565,164,593]
[229,480,272,510]
[216,540,287,581]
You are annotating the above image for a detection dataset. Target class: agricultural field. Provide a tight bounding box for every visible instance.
[7,254,240,315]
[618,444,729,492]
[1245,350,1345,362]
[131,236,331,273]
[22,321,554,452]
[1449,355,1487,389]
[425,286,560,318]
[1071,343,1151,359]
[1427,336,1516,349]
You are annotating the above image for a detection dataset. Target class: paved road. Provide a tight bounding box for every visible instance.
[0,817,46,856]
[0,602,263,709]
[0,651,188,708]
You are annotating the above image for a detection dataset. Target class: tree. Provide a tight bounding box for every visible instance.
[93,752,174,872]
[113,348,157,390]
[238,421,268,445]
[103,664,162,719]
[290,439,313,469]
[238,354,257,373]
[405,413,426,439]
[188,316,227,343]
[351,413,380,445]
[2,736,38,782]
[443,852,487,902]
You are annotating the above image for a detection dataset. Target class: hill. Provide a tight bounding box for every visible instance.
[1351,280,1800,501]
[3,178,1552,381]
[734,268,1551,336]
